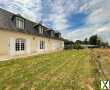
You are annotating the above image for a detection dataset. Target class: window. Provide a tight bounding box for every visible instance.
[16,17,24,29]
[15,39,25,51]
[39,26,43,34]
[40,40,45,49]
[55,33,61,38]
[51,31,54,37]
[58,33,61,38]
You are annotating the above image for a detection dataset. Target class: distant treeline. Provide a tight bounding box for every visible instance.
[64,34,109,49]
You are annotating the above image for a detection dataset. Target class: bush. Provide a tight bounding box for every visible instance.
[73,43,83,50]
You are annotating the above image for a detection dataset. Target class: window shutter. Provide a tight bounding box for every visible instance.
[9,37,15,56]
[37,40,40,50]
[26,39,31,54]
[45,41,48,51]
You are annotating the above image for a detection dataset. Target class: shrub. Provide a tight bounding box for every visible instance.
[73,43,83,50]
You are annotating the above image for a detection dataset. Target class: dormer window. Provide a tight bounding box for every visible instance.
[55,32,61,38]
[58,33,61,38]
[51,31,54,37]
[39,25,43,34]
[16,17,24,29]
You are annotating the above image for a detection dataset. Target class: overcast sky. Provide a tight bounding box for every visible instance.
[0,0,110,42]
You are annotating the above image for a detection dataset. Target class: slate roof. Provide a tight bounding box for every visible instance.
[0,8,63,40]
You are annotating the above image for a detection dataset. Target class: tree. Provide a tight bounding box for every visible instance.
[89,35,98,45]
[88,34,109,48]
[73,43,83,50]
[100,42,109,48]
[74,35,109,48]
[75,40,82,44]
[84,38,88,44]
[64,39,74,49]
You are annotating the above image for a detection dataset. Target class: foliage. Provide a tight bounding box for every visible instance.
[73,43,83,49]
[84,38,88,44]
[74,35,109,48]
[64,39,74,44]
[88,34,109,47]
[75,40,82,44]
[64,39,74,49]
[89,35,98,45]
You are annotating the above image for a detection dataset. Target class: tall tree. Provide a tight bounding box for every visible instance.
[75,40,82,44]
[89,35,98,45]
[84,38,88,44]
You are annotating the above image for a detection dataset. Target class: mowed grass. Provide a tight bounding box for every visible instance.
[0,50,109,90]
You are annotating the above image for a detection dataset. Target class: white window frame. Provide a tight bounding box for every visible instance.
[15,39,25,54]
[51,31,54,37]
[39,26,43,34]
[16,17,24,29]
[40,40,45,49]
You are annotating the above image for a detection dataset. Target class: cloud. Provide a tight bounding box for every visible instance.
[0,0,78,31]
[41,0,83,31]
[0,0,42,21]
[97,26,110,33]
[65,24,110,41]
[41,0,76,31]
[13,0,30,4]
[65,27,96,41]
[65,0,110,42]
[0,0,110,42]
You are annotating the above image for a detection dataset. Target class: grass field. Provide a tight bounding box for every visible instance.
[0,49,110,90]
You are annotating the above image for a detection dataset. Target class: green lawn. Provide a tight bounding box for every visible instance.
[0,50,109,90]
